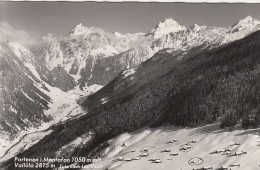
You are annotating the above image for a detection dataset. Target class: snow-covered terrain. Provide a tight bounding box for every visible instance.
[93,120,260,170]
[0,129,53,162]
[0,83,102,162]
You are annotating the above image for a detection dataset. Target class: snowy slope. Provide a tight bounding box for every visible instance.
[92,121,260,170]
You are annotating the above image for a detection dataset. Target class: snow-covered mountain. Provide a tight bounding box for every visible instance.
[37,16,260,89]
[223,16,260,43]
[0,42,52,141]
[148,17,186,38]
[39,24,146,84]
[148,16,260,57]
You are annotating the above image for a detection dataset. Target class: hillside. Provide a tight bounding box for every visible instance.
[93,121,260,170]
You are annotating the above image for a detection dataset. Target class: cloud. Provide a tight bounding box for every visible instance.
[0,22,39,47]
[42,33,57,42]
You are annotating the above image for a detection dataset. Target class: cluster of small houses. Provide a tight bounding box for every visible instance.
[117,140,247,170]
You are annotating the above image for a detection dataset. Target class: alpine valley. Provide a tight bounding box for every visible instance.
[1,16,260,169]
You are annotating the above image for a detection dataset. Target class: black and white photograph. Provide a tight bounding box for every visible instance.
[1,1,260,169]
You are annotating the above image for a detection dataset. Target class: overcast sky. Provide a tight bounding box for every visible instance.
[1,2,260,46]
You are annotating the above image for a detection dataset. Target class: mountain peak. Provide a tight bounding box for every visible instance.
[189,24,205,31]
[149,17,186,38]
[161,17,179,25]
[241,16,254,22]
[69,23,89,35]
[231,16,260,29]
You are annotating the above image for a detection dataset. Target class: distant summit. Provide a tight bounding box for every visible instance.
[69,23,89,35]
[231,16,260,32]
[149,18,186,38]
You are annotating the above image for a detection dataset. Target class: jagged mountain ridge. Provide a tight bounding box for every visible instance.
[39,16,260,88]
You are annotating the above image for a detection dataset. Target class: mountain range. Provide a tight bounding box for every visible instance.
[36,16,260,88]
